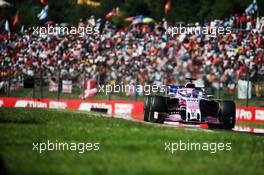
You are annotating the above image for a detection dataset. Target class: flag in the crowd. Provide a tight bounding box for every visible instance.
[62,80,72,93]
[0,0,10,7]
[20,25,24,33]
[227,83,236,94]
[105,8,121,19]
[39,0,48,5]
[245,0,258,14]
[37,5,48,20]
[165,0,172,14]
[237,80,252,99]
[12,11,19,27]
[256,17,260,30]
[105,12,114,19]
[79,80,97,99]
[125,16,134,22]
[49,79,58,92]
[5,20,10,34]
[77,0,101,7]
[115,7,121,17]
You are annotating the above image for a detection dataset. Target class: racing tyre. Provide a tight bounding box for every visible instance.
[149,96,167,123]
[144,110,150,122]
[150,96,167,112]
[219,101,236,129]
[149,111,164,123]
[144,96,152,121]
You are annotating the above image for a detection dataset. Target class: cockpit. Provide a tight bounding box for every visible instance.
[185,83,196,88]
[177,88,204,98]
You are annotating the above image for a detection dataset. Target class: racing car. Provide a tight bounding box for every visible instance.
[144,78,236,129]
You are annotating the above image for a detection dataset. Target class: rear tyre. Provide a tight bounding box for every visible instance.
[144,96,152,121]
[149,110,163,123]
[144,110,150,122]
[219,101,236,129]
[149,96,167,123]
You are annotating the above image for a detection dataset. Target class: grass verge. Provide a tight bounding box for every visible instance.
[0,108,263,175]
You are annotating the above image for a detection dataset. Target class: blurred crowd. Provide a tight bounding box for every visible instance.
[0,13,263,95]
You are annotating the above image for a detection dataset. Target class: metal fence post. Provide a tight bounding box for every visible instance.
[135,71,138,101]
[40,70,44,99]
[217,87,220,99]
[108,91,111,100]
[7,77,11,97]
[32,84,35,98]
[246,66,249,107]
[32,76,35,98]
[57,69,61,100]
[83,72,86,100]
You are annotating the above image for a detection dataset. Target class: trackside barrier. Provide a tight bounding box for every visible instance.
[0,98,264,123]
[0,97,143,116]
[236,106,264,123]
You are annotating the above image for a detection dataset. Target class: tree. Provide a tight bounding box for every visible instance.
[1,0,263,29]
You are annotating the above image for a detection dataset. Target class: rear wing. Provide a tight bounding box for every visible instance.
[185,78,197,83]
[166,85,205,96]
[167,85,184,94]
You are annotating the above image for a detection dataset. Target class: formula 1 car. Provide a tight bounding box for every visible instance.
[144,78,236,129]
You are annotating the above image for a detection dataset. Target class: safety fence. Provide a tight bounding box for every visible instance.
[0,76,264,107]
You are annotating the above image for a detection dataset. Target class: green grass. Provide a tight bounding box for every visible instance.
[0,108,263,175]
[236,122,264,128]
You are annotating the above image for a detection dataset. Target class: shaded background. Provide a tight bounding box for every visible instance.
[1,0,264,28]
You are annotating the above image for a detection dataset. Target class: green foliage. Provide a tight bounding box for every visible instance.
[0,0,263,28]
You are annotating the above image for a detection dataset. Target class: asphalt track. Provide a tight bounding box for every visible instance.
[115,114,264,136]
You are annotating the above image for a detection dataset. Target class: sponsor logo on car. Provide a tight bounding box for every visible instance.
[186,98,200,110]
[154,112,159,119]
[186,99,199,103]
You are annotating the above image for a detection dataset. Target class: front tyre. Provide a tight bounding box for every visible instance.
[219,101,236,129]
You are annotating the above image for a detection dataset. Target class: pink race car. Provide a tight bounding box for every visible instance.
[144,78,236,129]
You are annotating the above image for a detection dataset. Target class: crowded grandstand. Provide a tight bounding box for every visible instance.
[0,1,263,99]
